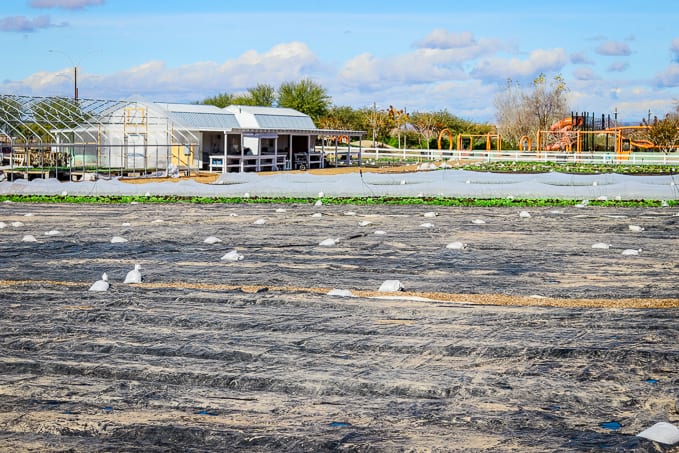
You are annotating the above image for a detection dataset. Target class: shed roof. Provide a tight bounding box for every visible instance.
[234,128,366,137]
[154,102,240,131]
[167,111,240,131]
[225,105,316,130]
[224,105,308,117]
[156,103,224,114]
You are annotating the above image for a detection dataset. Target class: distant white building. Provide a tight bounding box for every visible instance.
[0,95,365,176]
[57,100,364,173]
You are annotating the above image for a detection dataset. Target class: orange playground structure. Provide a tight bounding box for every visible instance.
[535,112,675,158]
[435,112,675,159]
[437,128,502,155]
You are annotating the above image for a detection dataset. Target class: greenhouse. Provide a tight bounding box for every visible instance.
[0,94,364,180]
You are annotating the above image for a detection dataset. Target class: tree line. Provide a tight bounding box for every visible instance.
[493,73,569,147]
[642,110,679,153]
[494,73,679,152]
[201,75,678,152]
[198,78,492,149]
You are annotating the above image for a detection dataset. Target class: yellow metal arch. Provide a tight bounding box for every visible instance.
[437,128,454,150]
[519,135,532,151]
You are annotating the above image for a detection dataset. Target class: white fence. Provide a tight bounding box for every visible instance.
[318,146,679,166]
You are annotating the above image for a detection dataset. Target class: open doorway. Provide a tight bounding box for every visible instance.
[202,132,224,169]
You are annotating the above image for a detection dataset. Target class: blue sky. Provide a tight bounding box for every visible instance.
[1,0,678,123]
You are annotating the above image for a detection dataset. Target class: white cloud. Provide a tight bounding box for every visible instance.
[433,38,508,62]
[417,29,476,49]
[111,61,166,91]
[154,41,317,93]
[333,78,496,121]
[471,48,569,83]
[595,41,631,56]
[630,87,650,96]
[337,48,471,90]
[427,80,496,119]
[568,79,621,114]
[16,69,73,93]
[0,15,62,32]
[573,67,599,81]
[671,38,679,62]
[337,53,381,88]
[569,76,677,121]
[570,52,593,65]
[655,63,679,88]
[4,42,322,101]
[2,25,676,124]
[615,98,677,119]
[607,61,629,72]
[30,0,104,9]
[216,42,321,88]
[337,30,508,91]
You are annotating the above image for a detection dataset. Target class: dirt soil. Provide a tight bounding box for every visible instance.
[0,202,678,451]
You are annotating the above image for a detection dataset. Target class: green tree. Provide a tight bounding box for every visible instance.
[201,92,235,108]
[229,84,277,106]
[230,94,255,105]
[643,111,679,153]
[432,110,491,135]
[202,84,276,107]
[247,84,276,107]
[31,97,86,140]
[319,105,363,131]
[409,111,442,149]
[357,105,391,147]
[0,97,24,139]
[277,78,331,122]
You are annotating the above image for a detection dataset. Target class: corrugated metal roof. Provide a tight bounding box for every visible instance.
[225,105,316,130]
[151,102,364,135]
[157,103,225,114]
[235,128,366,137]
[168,111,239,130]
[225,105,305,116]
[255,114,316,129]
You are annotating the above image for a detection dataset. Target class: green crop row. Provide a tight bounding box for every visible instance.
[459,161,677,175]
[0,194,675,208]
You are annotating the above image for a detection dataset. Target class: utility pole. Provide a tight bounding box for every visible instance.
[372,102,377,148]
[74,65,78,101]
[614,108,618,127]
[49,49,80,101]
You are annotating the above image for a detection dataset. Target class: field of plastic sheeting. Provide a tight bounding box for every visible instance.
[1,169,679,200]
[0,202,678,451]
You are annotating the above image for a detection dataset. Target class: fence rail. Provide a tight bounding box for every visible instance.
[3,145,678,183]
[318,146,679,166]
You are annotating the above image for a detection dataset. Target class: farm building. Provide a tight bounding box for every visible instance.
[0,94,365,177]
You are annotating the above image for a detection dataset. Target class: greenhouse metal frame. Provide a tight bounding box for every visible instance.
[0,94,200,181]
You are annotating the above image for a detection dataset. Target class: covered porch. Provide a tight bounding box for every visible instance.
[208,128,365,173]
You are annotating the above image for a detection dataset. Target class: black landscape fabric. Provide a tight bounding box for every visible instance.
[0,202,677,451]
